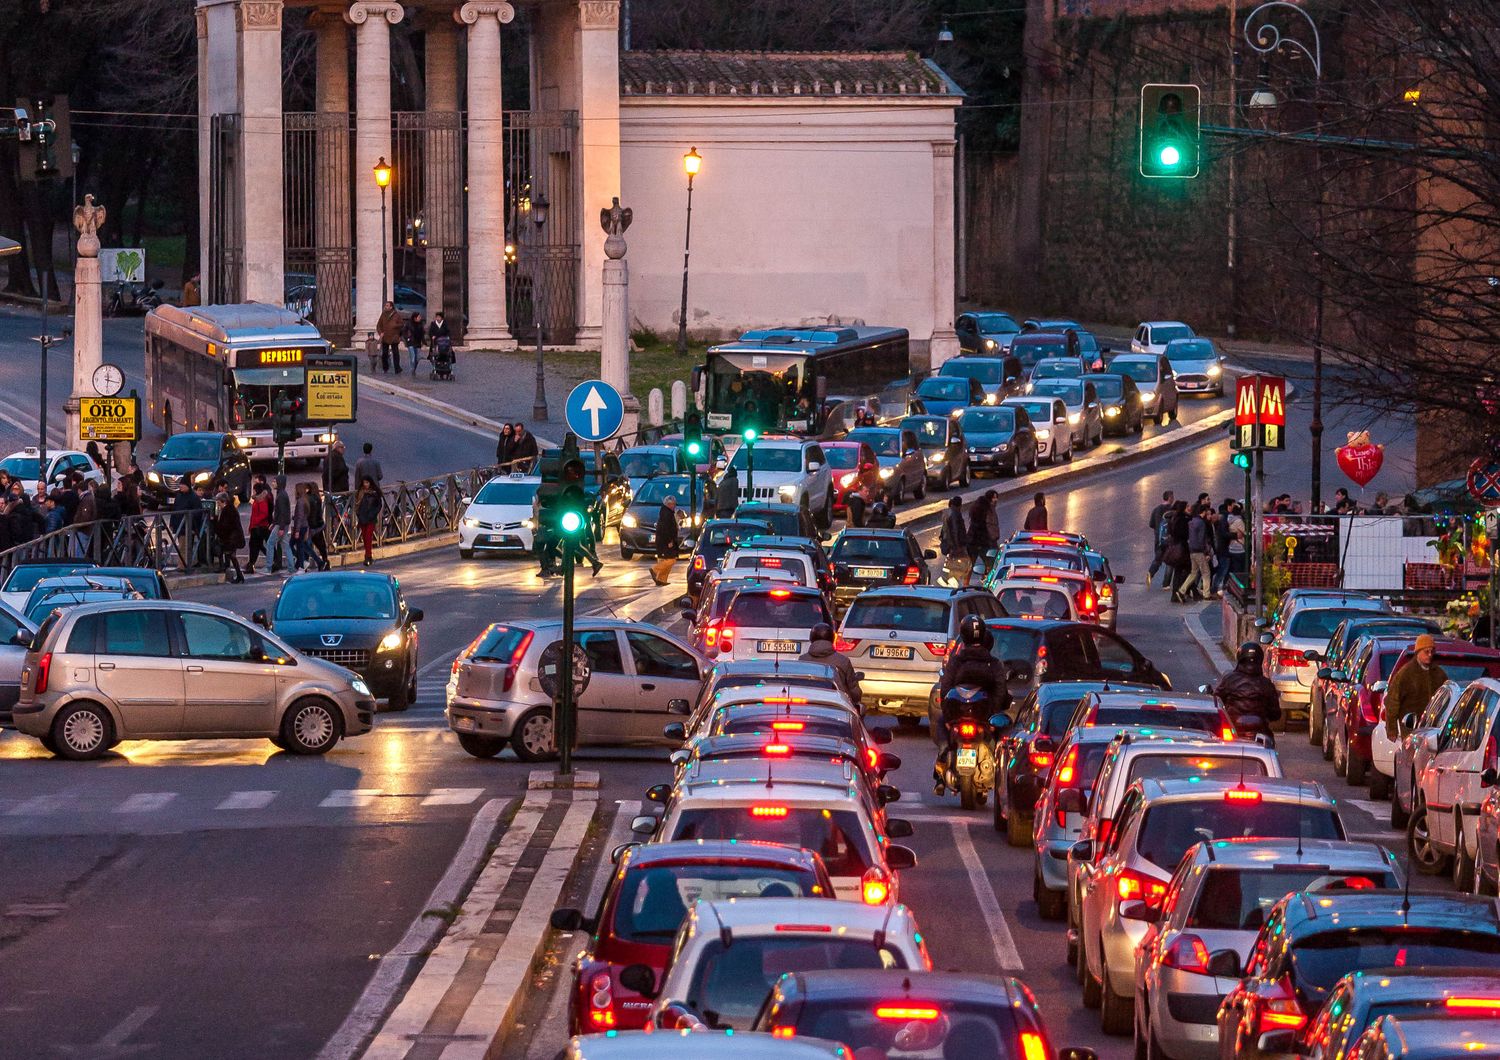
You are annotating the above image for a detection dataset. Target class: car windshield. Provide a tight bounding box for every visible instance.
[469,625,532,663]
[822,447,861,469]
[1437,659,1500,684]
[1011,401,1058,424]
[726,593,825,629]
[847,431,900,457]
[702,523,769,548]
[1290,929,1500,994]
[1089,378,1124,401]
[1013,339,1067,363]
[1002,551,1081,570]
[1188,868,1398,932]
[901,418,949,448]
[1341,621,1435,653]
[683,935,906,1028]
[1166,340,1216,361]
[942,359,1004,384]
[611,863,821,943]
[960,409,1017,434]
[158,436,222,461]
[0,456,41,481]
[1111,359,1158,383]
[473,479,539,506]
[1288,608,1387,640]
[729,447,802,473]
[636,479,691,505]
[2,563,92,593]
[973,313,1020,334]
[843,596,949,634]
[1034,360,1082,379]
[833,536,910,564]
[918,378,968,400]
[1125,753,1268,784]
[1136,801,1343,871]
[718,713,855,740]
[1152,325,1194,343]
[670,807,876,878]
[619,451,679,478]
[998,587,1072,620]
[275,578,397,620]
[1031,382,1083,405]
[91,570,164,598]
[1090,707,1222,734]
[786,1000,1019,1058]
[987,627,1042,670]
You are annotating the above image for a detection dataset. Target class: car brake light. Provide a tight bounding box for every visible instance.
[769,587,791,597]
[764,743,792,756]
[834,636,859,653]
[751,805,790,817]
[771,1026,796,1039]
[692,555,705,570]
[1031,534,1068,544]
[1487,736,1500,776]
[1019,1032,1048,1060]
[861,868,891,905]
[1446,998,1500,1011]
[1222,726,1236,741]
[588,971,616,1027]
[1030,751,1054,769]
[1040,575,1061,583]
[1274,646,1307,669]
[1077,590,1096,613]
[1056,745,1078,785]
[902,565,921,585]
[875,1006,939,1021]
[1096,818,1113,850]
[34,651,51,695]
[1255,978,1307,1033]
[759,558,784,568]
[957,721,979,738]
[1117,870,1167,910]
[1161,933,1211,973]
[766,696,810,705]
[771,720,805,731]
[1100,582,1114,599]
[498,630,534,693]
[719,625,735,651]
[1225,787,1262,802]
[926,641,950,658]
[866,746,880,771]
[775,923,832,932]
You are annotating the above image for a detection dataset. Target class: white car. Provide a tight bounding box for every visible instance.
[458,474,540,558]
[721,546,819,589]
[558,1030,850,1059]
[726,437,834,528]
[1003,395,1074,463]
[1130,320,1196,356]
[710,583,832,663]
[0,447,104,494]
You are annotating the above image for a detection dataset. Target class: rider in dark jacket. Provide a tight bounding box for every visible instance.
[936,616,1011,733]
[800,623,862,712]
[1214,642,1282,734]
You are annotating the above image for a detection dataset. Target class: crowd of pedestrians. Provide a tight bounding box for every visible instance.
[373,302,453,376]
[937,488,1039,587]
[1145,489,1247,603]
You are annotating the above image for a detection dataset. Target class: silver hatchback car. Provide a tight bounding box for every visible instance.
[12,600,376,758]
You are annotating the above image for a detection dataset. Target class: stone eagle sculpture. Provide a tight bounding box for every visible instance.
[600,197,632,237]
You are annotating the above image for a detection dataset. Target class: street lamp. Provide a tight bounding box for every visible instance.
[373,156,392,304]
[532,192,550,422]
[675,147,702,357]
[937,20,954,43]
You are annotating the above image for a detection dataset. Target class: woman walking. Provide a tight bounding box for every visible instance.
[305,482,330,570]
[246,480,272,573]
[215,491,246,583]
[404,311,426,376]
[356,476,381,566]
[496,423,515,469]
[291,482,311,571]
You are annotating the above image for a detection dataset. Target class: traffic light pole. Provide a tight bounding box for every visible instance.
[1252,449,1265,622]
[558,537,576,776]
[745,440,755,501]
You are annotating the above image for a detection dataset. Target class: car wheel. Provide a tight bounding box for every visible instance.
[50,701,113,760]
[1168,403,1179,423]
[914,476,926,501]
[1408,802,1452,875]
[1346,744,1368,786]
[1321,716,1336,761]
[1478,852,1498,897]
[1369,769,1391,800]
[1157,410,1168,427]
[1101,981,1133,1036]
[1308,700,1323,744]
[387,678,411,712]
[957,464,971,488]
[280,697,343,755]
[511,707,557,762]
[459,548,474,559]
[457,733,506,759]
[1081,946,1103,1008]
[1333,730,1348,776]
[1133,414,1145,435]
[938,467,952,491]
[1391,783,1411,829]
[1007,807,1031,848]
[619,545,634,561]
[1064,443,1074,462]
[891,480,904,506]
[1455,820,1477,891]
[1035,862,1065,921]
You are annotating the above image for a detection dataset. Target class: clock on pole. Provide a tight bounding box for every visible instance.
[92,363,124,397]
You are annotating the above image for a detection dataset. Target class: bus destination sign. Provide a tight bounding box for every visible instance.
[240,347,307,368]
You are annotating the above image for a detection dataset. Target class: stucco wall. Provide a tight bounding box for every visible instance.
[620,97,958,363]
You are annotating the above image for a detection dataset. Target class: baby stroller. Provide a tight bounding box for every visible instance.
[431,337,455,381]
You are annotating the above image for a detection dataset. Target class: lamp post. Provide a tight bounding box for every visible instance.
[1245,1,1325,510]
[373,157,392,304]
[532,193,550,422]
[675,147,701,357]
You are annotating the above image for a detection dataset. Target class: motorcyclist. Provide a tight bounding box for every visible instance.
[932,615,1011,793]
[800,623,862,712]
[1214,642,1282,738]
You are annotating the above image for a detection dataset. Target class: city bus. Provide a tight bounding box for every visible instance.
[695,325,913,437]
[144,303,357,463]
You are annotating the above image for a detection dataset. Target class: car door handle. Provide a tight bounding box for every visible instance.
[641,683,656,691]
[97,662,115,671]
[186,665,205,672]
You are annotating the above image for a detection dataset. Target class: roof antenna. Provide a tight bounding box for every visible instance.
[1400,842,1412,922]
[1295,778,1305,859]
[1195,826,1217,862]
[873,895,897,953]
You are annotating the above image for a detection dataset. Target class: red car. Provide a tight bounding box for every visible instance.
[821,441,882,520]
[549,840,835,1033]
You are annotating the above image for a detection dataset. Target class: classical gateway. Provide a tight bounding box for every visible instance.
[196,0,960,365]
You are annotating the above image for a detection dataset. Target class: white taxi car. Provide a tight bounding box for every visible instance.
[458,474,540,558]
[1,447,105,494]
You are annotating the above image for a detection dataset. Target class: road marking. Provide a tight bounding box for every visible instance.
[320,789,381,808]
[950,819,1025,971]
[421,787,484,807]
[1344,799,1394,820]
[114,793,175,813]
[99,1005,157,1049]
[7,794,68,815]
[217,790,276,811]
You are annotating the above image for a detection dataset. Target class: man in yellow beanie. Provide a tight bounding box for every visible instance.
[1384,634,1448,741]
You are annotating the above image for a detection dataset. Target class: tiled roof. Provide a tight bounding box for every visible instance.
[620,51,961,98]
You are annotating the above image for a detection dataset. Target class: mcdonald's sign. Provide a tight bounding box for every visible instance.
[1231,374,1288,451]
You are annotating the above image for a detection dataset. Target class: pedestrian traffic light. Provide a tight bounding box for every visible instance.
[1140,84,1200,179]
[742,426,758,444]
[1231,451,1252,470]
[683,412,705,461]
[557,435,587,533]
[733,398,762,440]
[272,393,304,446]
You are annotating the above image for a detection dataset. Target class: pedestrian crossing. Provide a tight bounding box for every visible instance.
[0,783,496,823]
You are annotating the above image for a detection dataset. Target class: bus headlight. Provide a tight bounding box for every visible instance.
[621,513,638,528]
[233,435,254,448]
[193,471,213,484]
[378,631,404,652]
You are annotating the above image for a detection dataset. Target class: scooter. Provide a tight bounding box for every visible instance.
[935,685,997,810]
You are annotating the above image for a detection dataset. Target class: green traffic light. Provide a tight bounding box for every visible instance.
[742,428,758,443]
[559,510,584,535]
[1159,144,1181,167]
[686,441,703,457]
[1231,451,1252,470]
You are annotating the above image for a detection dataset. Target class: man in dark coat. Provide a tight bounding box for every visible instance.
[1214,643,1282,736]
[715,463,740,517]
[510,424,539,467]
[650,495,680,585]
[325,440,350,493]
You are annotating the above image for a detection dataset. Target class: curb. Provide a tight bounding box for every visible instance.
[1184,605,1231,673]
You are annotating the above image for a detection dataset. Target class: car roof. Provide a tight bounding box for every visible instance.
[623,839,823,870]
[1136,776,1331,803]
[682,756,859,789]
[281,569,397,586]
[620,444,678,453]
[1337,967,1500,1001]
[998,567,1091,584]
[784,969,1022,1006]
[1400,642,1500,661]
[1185,837,1396,871]
[713,702,856,720]
[853,585,975,600]
[1143,320,1190,328]
[694,733,862,761]
[736,502,802,514]
[728,584,823,599]
[985,616,1068,630]
[740,536,822,549]
[834,528,908,540]
[562,1029,848,1059]
[689,895,913,933]
[1070,725,1212,746]
[1283,892,1500,932]
[710,660,837,678]
[1090,691,1218,710]
[1015,330,1071,341]
[1376,1015,1500,1053]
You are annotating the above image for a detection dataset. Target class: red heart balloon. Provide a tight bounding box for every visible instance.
[1336,443,1383,488]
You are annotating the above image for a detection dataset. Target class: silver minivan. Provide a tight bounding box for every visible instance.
[12,600,376,758]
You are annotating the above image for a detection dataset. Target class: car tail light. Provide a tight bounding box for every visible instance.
[1161,933,1211,974]
[1076,590,1096,614]
[902,565,921,585]
[866,746,880,771]
[1040,575,1061,583]
[764,743,792,756]
[1221,726,1236,741]
[1029,750,1053,769]
[588,972,616,1028]
[765,697,810,705]
[1446,997,1500,1011]
[834,636,859,653]
[1055,745,1078,785]
[703,621,720,649]
[1224,788,1262,802]
[1257,998,1306,1032]
[1019,1031,1048,1060]
[719,625,735,652]
[1273,646,1307,669]
[771,720,805,732]
[1117,869,1167,910]
[861,868,892,905]
[1099,582,1114,599]
[692,555,705,570]
[875,1006,939,1021]
[499,630,535,694]
[1031,534,1069,544]
[751,804,790,818]
[926,641,950,658]
[34,652,51,695]
[1359,690,1381,726]
[771,1026,796,1039]
[956,720,980,739]
[1487,736,1500,777]
[775,923,832,932]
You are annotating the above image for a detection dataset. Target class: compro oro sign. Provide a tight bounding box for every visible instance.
[306,364,355,421]
[80,396,140,441]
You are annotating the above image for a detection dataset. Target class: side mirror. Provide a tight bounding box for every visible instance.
[251,608,269,628]
[876,784,901,806]
[1069,839,1094,861]
[1400,713,1418,730]
[11,629,31,647]
[1258,632,1273,645]
[549,908,592,932]
[1205,949,1241,978]
[677,595,693,608]
[989,712,1013,731]
[680,610,696,623]
[885,844,918,871]
[807,461,822,472]
[408,607,424,623]
[885,818,914,839]
[1302,649,1322,662]
[645,783,672,803]
[1256,1031,1296,1055]
[1371,680,1388,694]
[1196,683,1212,694]
[619,964,659,1000]
[923,549,937,560]
[879,752,902,772]
[1422,731,1440,753]
[667,698,691,715]
[1317,667,1334,681]
[662,722,686,742]
[1118,900,1160,923]
[1113,574,1124,584]
[669,749,689,767]
[1057,788,1088,816]
[630,815,658,837]
[871,727,892,745]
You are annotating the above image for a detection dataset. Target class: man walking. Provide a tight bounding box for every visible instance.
[940,496,970,586]
[1178,505,1213,602]
[1023,491,1048,531]
[1147,490,1174,587]
[325,439,350,493]
[267,475,293,574]
[376,301,402,373]
[651,494,680,586]
[354,442,383,487]
[510,424,539,467]
[1385,634,1448,744]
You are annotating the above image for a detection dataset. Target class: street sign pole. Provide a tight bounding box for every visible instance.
[558,537,576,776]
[1253,449,1265,622]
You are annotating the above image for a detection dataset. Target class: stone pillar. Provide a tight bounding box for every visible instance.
[458,1,515,347]
[196,5,211,299]
[423,16,461,322]
[197,0,239,303]
[66,196,107,447]
[346,0,403,340]
[575,0,623,345]
[600,198,638,438]
[237,0,286,305]
[311,8,350,329]
[928,140,960,369]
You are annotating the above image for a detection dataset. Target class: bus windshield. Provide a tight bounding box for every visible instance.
[705,356,809,433]
[232,366,306,429]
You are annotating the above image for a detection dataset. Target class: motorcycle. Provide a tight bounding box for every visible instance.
[107,279,164,317]
[935,685,998,810]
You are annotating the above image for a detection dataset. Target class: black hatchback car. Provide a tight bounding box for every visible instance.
[984,617,1171,699]
[254,570,423,710]
[731,501,820,542]
[145,432,252,506]
[828,527,934,613]
[1081,372,1145,436]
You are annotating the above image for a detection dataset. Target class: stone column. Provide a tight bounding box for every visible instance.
[457,1,515,347]
[66,196,107,447]
[928,140,960,368]
[196,5,211,299]
[197,0,239,303]
[346,0,403,340]
[311,8,350,331]
[423,16,461,322]
[237,0,286,305]
[600,197,639,438]
[575,0,622,345]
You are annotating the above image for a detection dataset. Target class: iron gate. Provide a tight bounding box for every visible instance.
[284,111,355,347]
[207,113,243,306]
[505,109,579,344]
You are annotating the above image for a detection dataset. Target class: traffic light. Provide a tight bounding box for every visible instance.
[732,398,762,440]
[1231,451,1252,470]
[272,393,303,446]
[557,435,588,536]
[1140,84,1200,179]
[742,426,758,444]
[682,412,705,462]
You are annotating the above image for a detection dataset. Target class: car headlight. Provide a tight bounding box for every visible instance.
[379,630,403,652]
[1068,413,1081,425]
[522,518,536,530]
[462,517,480,528]
[193,471,213,484]
[949,408,963,418]
[234,435,254,448]
[878,467,893,479]
[1024,383,1035,394]
[839,472,856,488]
[984,392,997,405]
[318,432,337,444]
[146,471,161,483]
[1035,428,1050,440]
[621,513,638,528]
[778,484,798,499]
[996,443,1011,452]
[928,451,946,463]
[984,338,997,350]
[1140,390,1156,401]
[1105,406,1120,417]
[1208,364,1222,377]
[351,677,372,695]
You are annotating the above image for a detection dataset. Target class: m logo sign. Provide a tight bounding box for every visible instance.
[1231,375,1287,452]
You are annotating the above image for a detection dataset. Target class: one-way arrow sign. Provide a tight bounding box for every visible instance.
[564,380,623,442]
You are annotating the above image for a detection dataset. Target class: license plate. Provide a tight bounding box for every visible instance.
[854,567,888,579]
[956,748,978,770]
[452,716,476,732]
[758,640,797,654]
[872,644,914,660]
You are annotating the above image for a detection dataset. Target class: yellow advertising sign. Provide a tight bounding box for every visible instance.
[79,396,139,442]
[307,368,354,421]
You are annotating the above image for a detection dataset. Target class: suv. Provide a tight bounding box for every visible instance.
[1268,594,1390,726]
[1065,689,1234,740]
[955,310,1021,354]
[844,426,927,502]
[725,437,833,529]
[828,528,933,613]
[1135,838,1401,1059]
[1077,778,1344,1035]
[12,600,376,758]
[712,584,832,663]
[899,413,970,490]
[144,431,253,505]
[836,585,1003,720]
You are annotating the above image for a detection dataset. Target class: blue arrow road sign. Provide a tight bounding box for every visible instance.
[564,380,624,442]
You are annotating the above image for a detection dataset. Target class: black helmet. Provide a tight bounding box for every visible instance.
[1237,642,1264,669]
[958,614,988,647]
[809,623,834,645]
